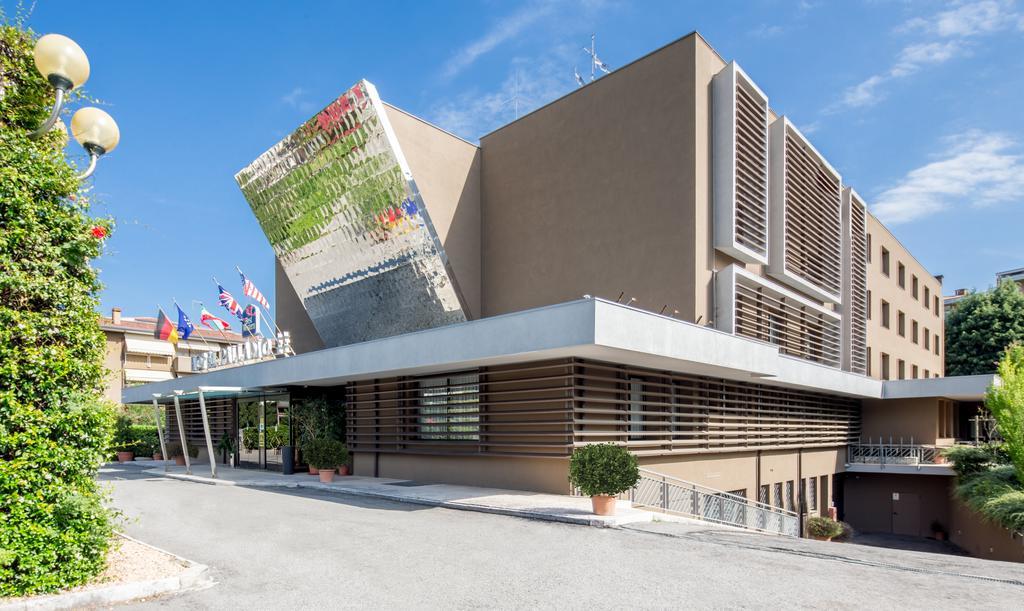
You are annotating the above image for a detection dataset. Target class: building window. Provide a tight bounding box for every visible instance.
[881,247,890,276]
[912,275,919,299]
[773,482,783,509]
[628,378,644,440]
[934,334,940,355]
[881,300,890,328]
[418,373,480,441]
[898,359,906,380]
[912,364,918,379]
[923,368,929,378]
[898,263,906,288]
[933,295,939,316]
[866,234,872,262]
[866,291,872,319]
[808,477,818,511]
[881,353,890,380]
[759,484,770,506]
[898,311,906,337]
[785,480,795,512]
[924,285,930,306]
[866,347,872,376]
[912,320,918,344]
[924,328,930,350]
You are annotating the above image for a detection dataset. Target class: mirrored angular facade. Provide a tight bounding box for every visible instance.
[235,81,466,347]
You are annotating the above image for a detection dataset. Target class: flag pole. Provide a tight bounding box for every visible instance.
[177,299,214,352]
[194,300,233,343]
[236,265,284,339]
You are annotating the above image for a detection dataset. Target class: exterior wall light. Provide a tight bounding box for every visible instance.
[71,107,120,179]
[31,34,90,138]
[30,33,120,179]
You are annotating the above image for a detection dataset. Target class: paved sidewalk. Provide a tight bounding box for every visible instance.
[138,463,655,527]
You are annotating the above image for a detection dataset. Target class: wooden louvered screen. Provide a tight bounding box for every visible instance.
[734,81,768,257]
[733,276,842,367]
[783,128,842,297]
[165,397,234,446]
[347,358,859,459]
[848,197,868,374]
[573,360,859,456]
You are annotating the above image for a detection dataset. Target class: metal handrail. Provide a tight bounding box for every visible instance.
[628,468,800,537]
[847,438,945,466]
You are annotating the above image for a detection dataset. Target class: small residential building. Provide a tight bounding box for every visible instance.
[122,32,1021,561]
[100,307,243,404]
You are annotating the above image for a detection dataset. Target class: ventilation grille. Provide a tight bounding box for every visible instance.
[848,197,868,374]
[734,277,842,367]
[734,83,768,256]
[783,129,842,297]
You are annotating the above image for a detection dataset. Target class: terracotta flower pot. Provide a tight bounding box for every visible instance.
[338,465,350,476]
[318,469,336,483]
[308,465,319,475]
[591,494,616,516]
[117,451,134,463]
[174,455,186,466]
[934,531,946,541]
[152,453,163,461]
[811,535,833,542]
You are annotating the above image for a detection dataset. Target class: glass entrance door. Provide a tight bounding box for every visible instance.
[263,394,290,471]
[237,397,264,468]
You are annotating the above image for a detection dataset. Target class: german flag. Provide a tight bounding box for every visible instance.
[155,308,179,345]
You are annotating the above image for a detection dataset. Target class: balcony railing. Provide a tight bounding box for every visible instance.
[847,439,944,466]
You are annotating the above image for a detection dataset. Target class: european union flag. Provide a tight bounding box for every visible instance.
[176,304,195,341]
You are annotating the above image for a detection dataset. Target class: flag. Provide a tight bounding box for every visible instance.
[176,304,195,341]
[218,284,243,318]
[155,309,179,345]
[240,304,262,338]
[239,270,271,311]
[593,55,610,74]
[574,66,586,87]
[200,306,231,331]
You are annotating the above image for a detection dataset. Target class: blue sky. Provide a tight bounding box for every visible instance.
[11,0,1024,327]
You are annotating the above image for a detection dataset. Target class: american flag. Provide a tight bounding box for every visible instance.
[218,284,243,319]
[239,270,271,310]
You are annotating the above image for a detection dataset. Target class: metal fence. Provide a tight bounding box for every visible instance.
[847,439,940,465]
[627,469,800,537]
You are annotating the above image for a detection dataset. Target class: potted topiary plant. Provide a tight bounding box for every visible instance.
[165,441,199,466]
[217,432,236,466]
[305,439,348,483]
[113,416,137,463]
[806,515,844,541]
[568,443,640,516]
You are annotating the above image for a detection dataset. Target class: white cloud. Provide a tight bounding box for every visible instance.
[871,131,1024,224]
[750,24,784,38]
[432,52,575,140]
[830,1,1019,113]
[281,87,316,113]
[441,2,556,80]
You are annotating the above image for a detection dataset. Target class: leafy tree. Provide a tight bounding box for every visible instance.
[986,345,1024,483]
[0,20,117,595]
[945,280,1024,376]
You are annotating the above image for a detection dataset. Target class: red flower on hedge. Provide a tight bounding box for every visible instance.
[90,226,107,239]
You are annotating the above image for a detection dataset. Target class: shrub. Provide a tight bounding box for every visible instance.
[986,344,1024,483]
[130,425,160,457]
[944,443,1009,478]
[165,440,199,459]
[0,20,117,595]
[303,439,349,469]
[242,427,259,451]
[806,515,844,539]
[568,443,640,497]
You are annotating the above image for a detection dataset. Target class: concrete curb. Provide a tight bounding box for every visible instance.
[145,468,653,528]
[0,534,212,611]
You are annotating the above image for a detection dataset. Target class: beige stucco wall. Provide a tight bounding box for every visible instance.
[385,104,482,319]
[275,258,325,355]
[103,332,123,404]
[950,496,1024,562]
[860,398,940,444]
[865,213,944,380]
[478,35,706,321]
[353,452,571,494]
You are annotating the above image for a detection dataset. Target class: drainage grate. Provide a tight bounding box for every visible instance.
[386,481,430,487]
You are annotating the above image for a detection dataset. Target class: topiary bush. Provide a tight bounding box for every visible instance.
[568,443,640,497]
[0,19,118,596]
[806,515,844,539]
[303,439,349,470]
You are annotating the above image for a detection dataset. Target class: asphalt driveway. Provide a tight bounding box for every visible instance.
[102,464,1024,609]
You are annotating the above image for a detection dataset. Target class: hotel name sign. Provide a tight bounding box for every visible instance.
[191,332,293,373]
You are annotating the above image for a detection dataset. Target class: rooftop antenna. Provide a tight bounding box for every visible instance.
[506,69,530,119]
[582,33,611,83]
[615,291,625,304]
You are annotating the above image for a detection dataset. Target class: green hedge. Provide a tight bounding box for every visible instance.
[0,21,117,595]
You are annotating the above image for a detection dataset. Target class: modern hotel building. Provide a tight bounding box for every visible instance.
[124,33,1019,560]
